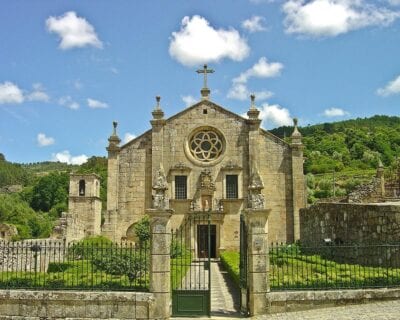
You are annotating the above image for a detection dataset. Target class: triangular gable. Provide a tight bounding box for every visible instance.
[166,99,246,124]
[120,99,289,149]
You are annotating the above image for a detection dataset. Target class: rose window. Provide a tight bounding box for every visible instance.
[189,130,223,162]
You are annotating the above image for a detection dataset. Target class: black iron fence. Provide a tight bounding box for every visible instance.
[0,240,149,291]
[270,242,400,290]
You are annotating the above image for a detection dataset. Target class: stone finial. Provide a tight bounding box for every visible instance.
[250,94,256,109]
[107,120,121,152]
[152,95,164,120]
[247,94,260,120]
[291,117,302,145]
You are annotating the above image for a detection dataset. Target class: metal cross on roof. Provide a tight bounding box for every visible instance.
[196,64,214,89]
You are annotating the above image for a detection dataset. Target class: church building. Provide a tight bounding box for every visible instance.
[68,65,306,255]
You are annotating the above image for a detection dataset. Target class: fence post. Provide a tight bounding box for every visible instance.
[147,208,173,320]
[244,208,271,316]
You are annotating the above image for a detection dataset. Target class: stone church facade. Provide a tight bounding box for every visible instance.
[67,71,306,254]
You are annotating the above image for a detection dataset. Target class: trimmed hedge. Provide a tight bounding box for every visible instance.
[220,251,240,288]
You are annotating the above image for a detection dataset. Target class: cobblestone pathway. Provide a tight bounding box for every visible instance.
[210,261,240,317]
[254,300,400,320]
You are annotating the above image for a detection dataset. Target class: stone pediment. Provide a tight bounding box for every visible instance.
[166,99,247,124]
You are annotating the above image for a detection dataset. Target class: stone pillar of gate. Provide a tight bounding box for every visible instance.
[244,208,271,316]
[147,208,173,320]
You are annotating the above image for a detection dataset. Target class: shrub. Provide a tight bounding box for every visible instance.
[170,240,190,258]
[92,252,147,283]
[220,251,240,288]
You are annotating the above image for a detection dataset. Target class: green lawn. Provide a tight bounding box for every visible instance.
[221,249,400,290]
[0,259,149,290]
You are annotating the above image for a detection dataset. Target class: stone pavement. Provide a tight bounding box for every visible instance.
[172,300,400,320]
[254,300,400,320]
[210,261,240,317]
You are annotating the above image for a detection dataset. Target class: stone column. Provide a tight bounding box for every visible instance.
[244,208,271,316]
[150,96,166,183]
[147,208,173,320]
[291,118,305,241]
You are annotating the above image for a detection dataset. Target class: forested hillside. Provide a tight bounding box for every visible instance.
[270,115,400,202]
[270,115,400,174]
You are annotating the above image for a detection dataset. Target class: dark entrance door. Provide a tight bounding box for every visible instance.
[198,224,216,258]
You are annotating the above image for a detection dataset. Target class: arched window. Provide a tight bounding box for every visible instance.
[79,180,86,196]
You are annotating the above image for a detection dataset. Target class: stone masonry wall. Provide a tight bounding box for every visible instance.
[0,239,65,272]
[300,202,400,266]
[0,290,153,319]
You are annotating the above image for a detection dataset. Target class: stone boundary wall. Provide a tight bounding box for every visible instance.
[0,239,65,272]
[300,202,400,245]
[267,288,400,314]
[0,290,153,319]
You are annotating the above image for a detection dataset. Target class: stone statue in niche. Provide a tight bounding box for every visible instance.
[152,164,169,209]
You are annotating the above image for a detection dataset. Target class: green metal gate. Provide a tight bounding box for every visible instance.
[239,214,249,316]
[171,212,211,317]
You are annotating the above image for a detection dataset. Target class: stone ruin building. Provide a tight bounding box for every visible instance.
[62,66,306,255]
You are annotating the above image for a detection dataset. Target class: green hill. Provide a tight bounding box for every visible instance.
[270,115,400,174]
[270,115,400,203]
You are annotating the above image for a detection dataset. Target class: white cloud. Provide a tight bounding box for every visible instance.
[227,83,273,101]
[242,16,267,32]
[323,107,350,117]
[0,82,24,104]
[377,75,400,96]
[87,98,108,109]
[181,95,197,107]
[110,67,119,74]
[27,83,50,102]
[51,150,88,165]
[46,11,103,50]
[169,15,250,66]
[388,0,400,5]
[259,103,293,128]
[58,96,79,110]
[233,57,284,84]
[73,80,83,90]
[123,132,136,144]
[283,0,400,37]
[37,133,55,147]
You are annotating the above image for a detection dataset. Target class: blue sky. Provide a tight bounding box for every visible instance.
[1,0,400,164]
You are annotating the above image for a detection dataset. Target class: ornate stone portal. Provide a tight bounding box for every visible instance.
[198,168,216,211]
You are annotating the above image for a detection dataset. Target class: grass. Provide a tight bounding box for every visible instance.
[220,248,400,290]
[171,256,192,290]
[0,259,149,290]
[220,251,240,288]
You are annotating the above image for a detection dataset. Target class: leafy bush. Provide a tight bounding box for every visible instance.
[170,240,190,258]
[220,251,240,288]
[30,172,69,213]
[134,215,150,245]
[68,236,113,260]
[92,252,147,283]
[0,194,54,239]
